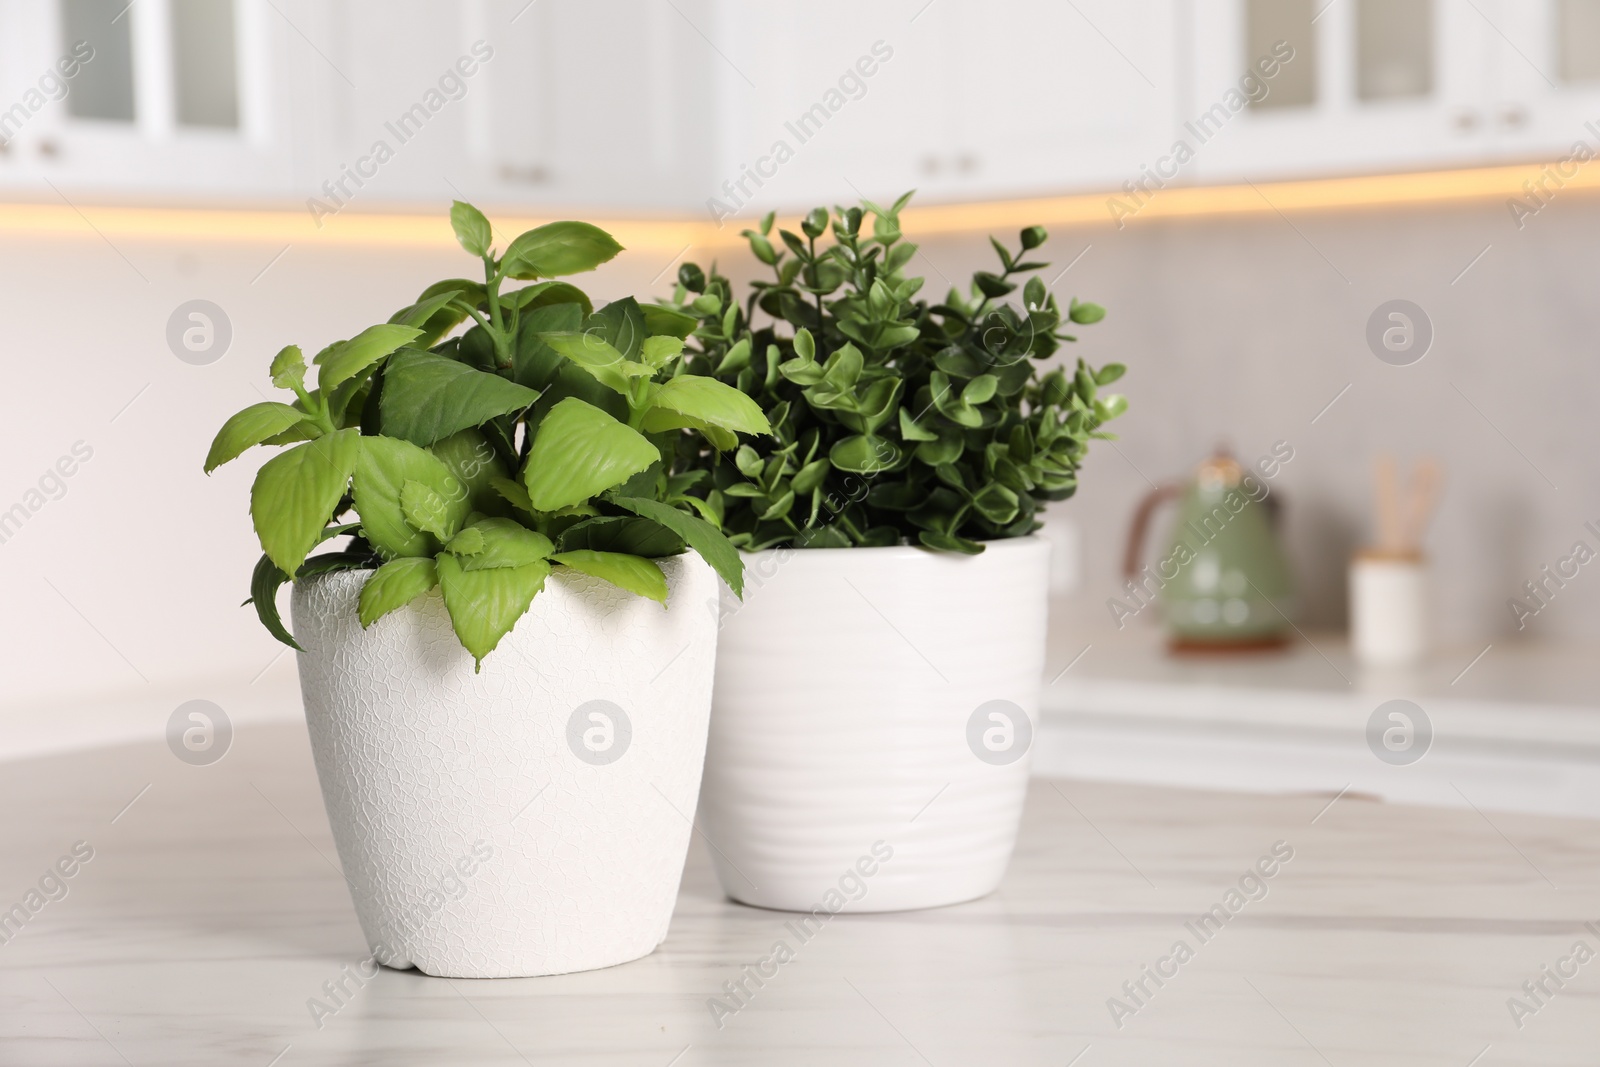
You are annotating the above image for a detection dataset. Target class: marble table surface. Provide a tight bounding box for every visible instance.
[2,721,1598,1066]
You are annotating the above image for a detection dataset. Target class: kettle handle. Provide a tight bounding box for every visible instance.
[1123,483,1182,580]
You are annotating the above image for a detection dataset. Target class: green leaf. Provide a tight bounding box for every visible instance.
[551,550,668,604]
[205,402,308,472]
[556,516,683,556]
[538,332,651,395]
[505,279,593,316]
[380,348,541,447]
[457,517,555,570]
[897,407,938,442]
[269,345,306,391]
[962,374,999,405]
[1094,363,1127,386]
[971,483,1020,524]
[523,398,659,511]
[357,557,439,627]
[436,553,550,669]
[352,436,468,559]
[250,553,300,650]
[587,298,648,360]
[612,495,744,596]
[317,323,424,394]
[1069,299,1106,325]
[918,530,985,554]
[511,302,584,391]
[829,434,900,474]
[647,375,771,435]
[450,200,493,257]
[791,458,830,495]
[446,526,486,556]
[429,429,506,515]
[400,480,456,540]
[641,303,700,339]
[249,429,361,575]
[641,335,684,368]
[491,476,534,515]
[501,221,623,280]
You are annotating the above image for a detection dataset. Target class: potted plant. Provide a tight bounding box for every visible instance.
[205,202,767,977]
[666,195,1127,911]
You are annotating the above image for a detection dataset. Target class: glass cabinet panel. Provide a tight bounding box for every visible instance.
[1246,0,1318,108]
[1558,0,1600,82]
[1357,0,1433,100]
[60,0,135,121]
[171,0,240,128]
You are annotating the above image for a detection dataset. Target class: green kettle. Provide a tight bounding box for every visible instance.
[1121,450,1294,650]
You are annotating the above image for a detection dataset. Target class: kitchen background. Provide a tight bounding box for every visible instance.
[2,0,1598,754]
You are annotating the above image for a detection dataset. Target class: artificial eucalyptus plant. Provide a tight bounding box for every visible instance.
[662,193,1127,553]
[206,202,768,667]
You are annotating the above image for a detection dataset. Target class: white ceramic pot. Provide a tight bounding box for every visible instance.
[290,554,717,978]
[699,537,1049,912]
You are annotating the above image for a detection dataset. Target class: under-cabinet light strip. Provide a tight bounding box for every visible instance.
[0,161,1585,250]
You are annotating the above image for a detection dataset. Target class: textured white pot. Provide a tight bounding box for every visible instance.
[699,536,1049,912]
[290,554,717,978]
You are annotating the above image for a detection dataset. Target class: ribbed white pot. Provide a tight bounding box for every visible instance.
[699,537,1049,912]
[290,554,717,978]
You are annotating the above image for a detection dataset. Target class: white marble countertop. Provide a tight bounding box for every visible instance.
[3,721,1598,1065]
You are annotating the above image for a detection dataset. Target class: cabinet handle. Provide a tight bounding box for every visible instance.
[1499,105,1528,128]
[956,153,978,174]
[1451,110,1479,133]
[498,163,549,185]
[920,155,941,175]
[37,138,60,158]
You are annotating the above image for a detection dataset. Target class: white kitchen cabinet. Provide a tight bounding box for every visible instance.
[7,0,1600,213]
[1186,0,1600,185]
[1186,0,1492,183]
[711,0,1181,212]
[0,0,291,199]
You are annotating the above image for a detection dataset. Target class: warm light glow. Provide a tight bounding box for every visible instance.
[0,161,1586,252]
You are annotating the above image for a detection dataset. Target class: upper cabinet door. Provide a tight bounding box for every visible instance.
[711,0,1180,213]
[1187,0,1494,183]
[1483,0,1600,157]
[0,0,288,197]
[941,0,1181,199]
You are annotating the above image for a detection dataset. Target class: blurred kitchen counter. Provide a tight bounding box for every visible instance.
[1035,621,1600,819]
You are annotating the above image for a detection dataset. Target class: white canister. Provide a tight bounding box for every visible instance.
[1350,552,1427,667]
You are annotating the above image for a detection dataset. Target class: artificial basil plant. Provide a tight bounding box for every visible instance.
[661,193,1127,553]
[206,202,768,668]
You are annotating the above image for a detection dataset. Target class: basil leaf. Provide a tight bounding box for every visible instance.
[552,550,668,604]
[456,517,555,570]
[316,323,423,394]
[379,348,541,447]
[501,221,623,280]
[436,553,550,669]
[249,429,360,575]
[646,375,771,435]
[524,398,658,512]
[352,436,468,559]
[357,557,439,628]
[204,402,308,472]
[399,480,457,541]
[611,495,743,596]
[449,200,493,257]
[555,516,683,556]
[538,332,651,396]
